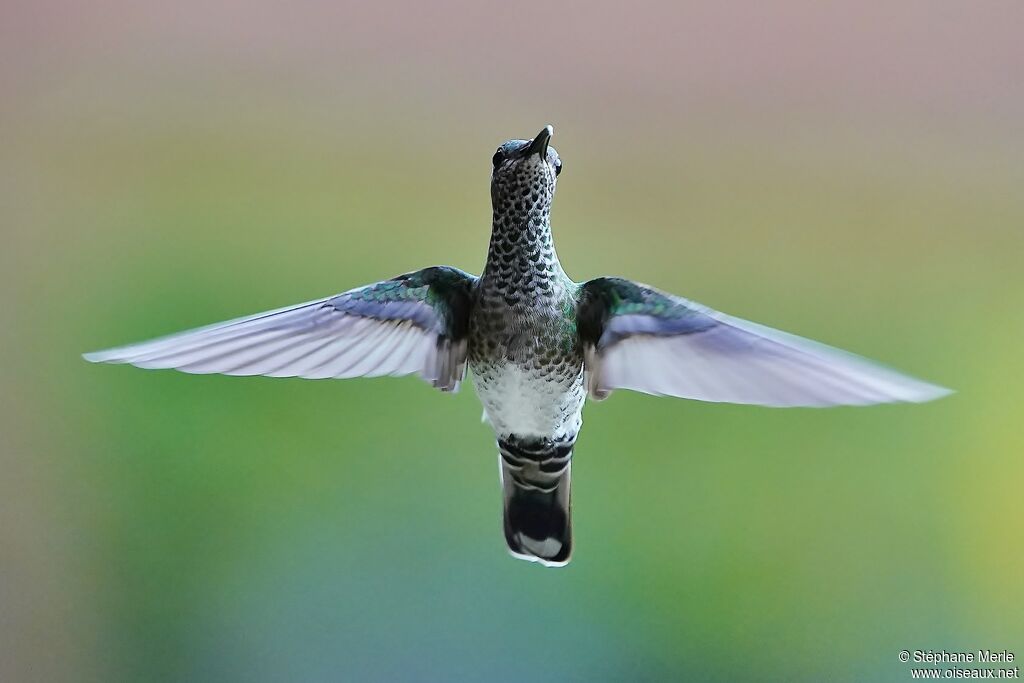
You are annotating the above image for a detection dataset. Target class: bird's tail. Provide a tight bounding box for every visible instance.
[498,436,575,567]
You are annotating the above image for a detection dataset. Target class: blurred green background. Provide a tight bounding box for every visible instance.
[2,2,1022,681]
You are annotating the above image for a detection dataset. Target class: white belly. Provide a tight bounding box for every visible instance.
[472,361,585,439]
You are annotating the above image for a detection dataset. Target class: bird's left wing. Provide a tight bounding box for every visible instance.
[576,277,951,407]
[84,266,477,391]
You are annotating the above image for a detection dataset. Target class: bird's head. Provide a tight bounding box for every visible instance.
[490,125,562,222]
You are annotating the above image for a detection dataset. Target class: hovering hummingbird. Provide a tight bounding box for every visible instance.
[85,125,950,566]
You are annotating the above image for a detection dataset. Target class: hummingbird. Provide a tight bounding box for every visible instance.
[84,125,951,567]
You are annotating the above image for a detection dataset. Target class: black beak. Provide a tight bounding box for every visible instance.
[524,125,553,158]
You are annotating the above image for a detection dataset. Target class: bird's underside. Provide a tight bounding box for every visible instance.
[85,125,950,568]
[84,265,951,565]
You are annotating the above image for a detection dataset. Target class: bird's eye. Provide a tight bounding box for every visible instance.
[492,150,505,168]
[554,160,562,176]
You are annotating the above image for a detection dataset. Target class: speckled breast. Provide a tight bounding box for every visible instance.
[468,290,586,440]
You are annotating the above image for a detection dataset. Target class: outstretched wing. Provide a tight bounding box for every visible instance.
[576,277,951,407]
[84,266,477,391]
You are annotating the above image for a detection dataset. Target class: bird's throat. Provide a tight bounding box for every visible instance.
[482,211,566,299]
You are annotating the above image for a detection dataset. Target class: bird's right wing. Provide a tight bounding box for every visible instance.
[84,266,478,391]
[576,277,951,407]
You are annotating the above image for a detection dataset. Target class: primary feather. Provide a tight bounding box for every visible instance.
[577,277,952,407]
[84,266,477,391]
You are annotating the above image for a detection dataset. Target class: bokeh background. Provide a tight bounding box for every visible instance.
[2,2,1022,681]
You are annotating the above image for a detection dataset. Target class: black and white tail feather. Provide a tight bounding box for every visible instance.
[498,435,575,567]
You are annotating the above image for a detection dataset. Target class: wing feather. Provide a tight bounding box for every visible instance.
[579,277,951,407]
[84,267,477,391]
